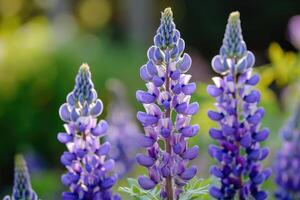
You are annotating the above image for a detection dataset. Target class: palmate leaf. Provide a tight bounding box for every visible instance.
[119,178,210,200]
[179,178,210,200]
[119,178,161,200]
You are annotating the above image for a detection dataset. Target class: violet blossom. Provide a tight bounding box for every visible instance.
[3,155,38,200]
[136,7,199,200]
[207,11,271,200]
[275,104,300,200]
[58,64,120,200]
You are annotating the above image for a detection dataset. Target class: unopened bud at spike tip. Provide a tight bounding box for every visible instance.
[228,11,240,23]
[162,7,173,19]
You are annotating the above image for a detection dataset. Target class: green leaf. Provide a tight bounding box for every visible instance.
[119,178,161,200]
[179,178,210,200]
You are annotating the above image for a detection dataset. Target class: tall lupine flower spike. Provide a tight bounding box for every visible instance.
[3,155,38,200]
[106,79,141,176]
[275,103,300,200]
[58,64,121,200]
[207,11,271,200]
[136,7,199,200]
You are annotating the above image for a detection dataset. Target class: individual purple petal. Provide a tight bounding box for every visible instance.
[253,191,267,200]
[259,147,269,160]
[97,142,111,156]
[90,99,103,116]
[161,165,170,178]
[101,175,117,190]
[70,108,79,122]
[170,69,181,80]
[177,53,191,72]
[137,112,158,126]
[160,128,171,138]
[211,55,227,74]
[67,93,76,106]
[240,134,252,148]
[60,152,75,166]
[153,76,164,87]
[210,166,223,178]
[208,110,224,121]
[246,74,259,85]
[147,46,155,60]
[207,85,223,97]
[246,51,255,68]
[178,38,185,54]
[182,146,199,160]
[154,35,162,48]
[61,173,80,186]
[222,125,235,136]
[186,102,199,115]
[136,154,155,167]
[172,84,182,94]
[175,103,188,114]
[154,47,164,62]
[209,186,223,199]
[92,120,108,136]
[181,125,199,137]
[180,165,197,180]
[254,129,269,142]
[136,90,156,104]
[138,176,156,190]
[173,143,183,154]
[140,65,152,81]
[146,60,158,75]
[101,159,115,172]
[182,83,196,95]
[62,192,78,200]
[170,45,179,58]
[57,132,72,143]
[59,103,70,122]
[244,90,260,103]
[140,136,156,147]
[209,128,223,139]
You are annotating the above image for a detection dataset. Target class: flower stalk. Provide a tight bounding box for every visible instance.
[275,103,300,200]
[136,7,199,200]
[207,11,271,200]
[58,64,120,200]
[3,155,38,200]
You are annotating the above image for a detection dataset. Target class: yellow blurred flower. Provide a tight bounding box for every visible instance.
[77,0,112,29]
[257,42,300,88]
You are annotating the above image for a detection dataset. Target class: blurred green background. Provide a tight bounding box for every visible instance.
[1,0,300,199]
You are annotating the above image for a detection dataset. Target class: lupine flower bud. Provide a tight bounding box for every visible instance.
[58,64,120,200]
[136,7,199,200]
[207,11,271,200]
[3,155,38,200]
[275,104,300,200]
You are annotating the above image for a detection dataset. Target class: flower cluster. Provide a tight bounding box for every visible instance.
[3,155,38,200]
[58,64,120,200]
[207,12,271,200]
[106,79,141,176]
[275,104,300,200]
[136,7,199,200]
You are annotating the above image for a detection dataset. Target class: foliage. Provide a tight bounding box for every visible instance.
[119,178,209,200]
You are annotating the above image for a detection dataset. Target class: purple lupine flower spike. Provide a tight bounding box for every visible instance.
[106,79,141,177]
[207,11,271,200]
[136,7,199,200]
[58,64,121,200]
[275,104,300,200]
[3,155,38,200]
